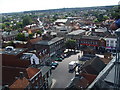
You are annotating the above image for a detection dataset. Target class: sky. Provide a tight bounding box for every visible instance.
[0,0,120,13]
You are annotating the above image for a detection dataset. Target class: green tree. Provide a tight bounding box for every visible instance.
[110,5,120,19]
[36,30,42,36]
[23,16,32,27]
[65,39,77,51]
[93,18,99,23]
[28,33,34,39]
[16,33,26,41]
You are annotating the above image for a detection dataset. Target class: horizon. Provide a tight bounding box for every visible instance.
[0,0,120,13]
[1,4,118,14]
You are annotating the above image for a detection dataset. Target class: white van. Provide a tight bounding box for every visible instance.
[68,61,76,70]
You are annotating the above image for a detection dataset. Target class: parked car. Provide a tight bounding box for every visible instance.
[51,65,56,69]
[51,61,59,66]
[50,61,59,69]
[55,57,63,61]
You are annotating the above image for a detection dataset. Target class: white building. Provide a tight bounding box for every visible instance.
[104,36,117,52]
[21,53,40,64]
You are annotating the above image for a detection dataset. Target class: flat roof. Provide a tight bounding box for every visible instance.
[67,30,85,35]
[55,19,68,23]
[35,37,64,45]
[0,48,27,55]
[81,36,102,40]
[95,29,107,32]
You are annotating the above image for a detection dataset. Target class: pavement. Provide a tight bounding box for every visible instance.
[51,79,56,88]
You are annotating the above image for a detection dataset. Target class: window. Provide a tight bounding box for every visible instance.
[106,40,109,43]
[31,79,35,84]
[36,76,38,80]
[111,40,114,43]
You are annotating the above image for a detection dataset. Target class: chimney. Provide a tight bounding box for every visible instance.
[19,72,24,79]
[4,85,9,90]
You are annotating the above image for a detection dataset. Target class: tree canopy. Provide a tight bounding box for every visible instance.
[16,33,26,41]
[23,16,32,27]
[65,39,77,50]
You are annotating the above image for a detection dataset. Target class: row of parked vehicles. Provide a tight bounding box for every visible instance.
[50,55,65,69]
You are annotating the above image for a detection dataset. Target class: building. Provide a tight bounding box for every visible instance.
[67,29,86,40]
[82,56,106,75]
[104,35,117,52]
[34,37,65,64]
[1,46,41,68]
[54,19,69,25]
[2,31,19,41]
[88,28,120,89]
[24,24,42,34]
[2,62,52,89]
[79,36,106,51]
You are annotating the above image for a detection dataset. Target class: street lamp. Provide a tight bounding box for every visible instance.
[114,28,120,89]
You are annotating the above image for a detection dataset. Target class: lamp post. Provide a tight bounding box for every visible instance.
[114,28,120,89]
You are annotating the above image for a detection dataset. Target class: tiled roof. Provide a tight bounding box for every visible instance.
[9,77,29,89]
[68,76,89,88]
[82,57,106,75]
[26,67,40,79]
[80,73,97,84]
[29,37,42,44]
[2,66,28,86]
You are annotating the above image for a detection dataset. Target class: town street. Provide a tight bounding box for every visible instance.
[51,50,83,88]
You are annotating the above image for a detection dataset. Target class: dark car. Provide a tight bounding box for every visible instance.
[55,58,63,61]
[51,61,58,66]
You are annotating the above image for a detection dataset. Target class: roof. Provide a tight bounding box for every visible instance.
[20,53,33,60]
[55,19,68,23]
[2,66,40,86]
[88,56,117,88]
[82,57,106,75]
[26,67,40,79]
[2,31,19,38]
[100,58,111,64]
[104,35,117,39]
[67,30,85,35]
[39,66,51,76]
[2,66,28,86]
[9,77,29,89]
[0,48,27,55]
[81,36,102,40]
[35,37,64,45]
[80,73,97,84]
[67,76,89,89]
[95,29,107,33]
[29,37,42,44]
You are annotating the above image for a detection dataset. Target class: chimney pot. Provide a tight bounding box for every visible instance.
[19,72,24,79]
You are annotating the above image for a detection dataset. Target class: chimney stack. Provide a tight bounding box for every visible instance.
[19,72,24,79]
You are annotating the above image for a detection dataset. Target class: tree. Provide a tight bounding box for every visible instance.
[16,33,26,41]
[110,5,120,19]
[36,30,42,36]
[23,16,32,27]
[65,39,77,51]
[28,33,34,39]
